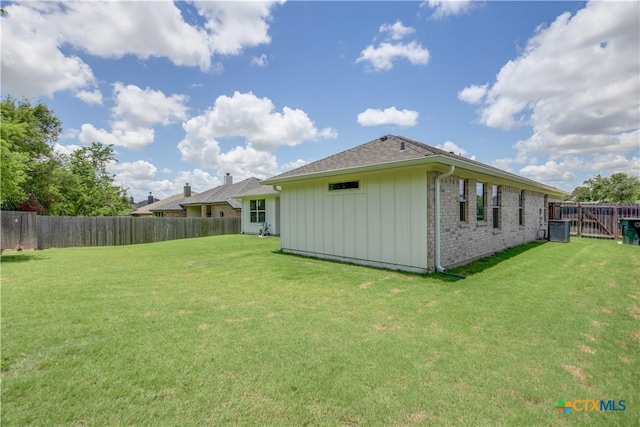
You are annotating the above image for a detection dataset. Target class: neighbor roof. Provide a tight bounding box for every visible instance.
[181,177,265,209]
[133,191,199,215]
[263,134,568,197]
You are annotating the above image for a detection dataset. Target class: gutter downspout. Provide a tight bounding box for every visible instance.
[435,165,455,272]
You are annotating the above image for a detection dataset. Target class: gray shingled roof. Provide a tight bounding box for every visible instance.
[135,191,199,214]
[181,177,265,209]
[264,134,567,195]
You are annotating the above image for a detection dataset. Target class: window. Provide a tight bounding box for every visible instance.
[476,182,486,221]
[219,211,224,218]
[328,181,359,191]
[459,179,468,222]
[154,212,164,217]
[519,190,525,226]
[492,185,501,229]
[250,199,266,223]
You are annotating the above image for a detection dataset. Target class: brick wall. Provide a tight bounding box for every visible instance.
[163,211,187,218]
[427,174,547,270]
[199,203,241,218]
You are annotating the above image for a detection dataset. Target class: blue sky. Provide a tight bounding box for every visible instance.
[2,0,638,201]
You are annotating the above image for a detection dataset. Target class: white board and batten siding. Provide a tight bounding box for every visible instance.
[280,167,429,272]
[241,197,280,235]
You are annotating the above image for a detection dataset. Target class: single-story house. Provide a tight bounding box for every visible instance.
[262,134,568,273]
[234,184,281,235]
[148,175,277,221]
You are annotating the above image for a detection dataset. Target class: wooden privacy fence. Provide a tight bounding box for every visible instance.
[549,202,640,239]
[1,211,240,250]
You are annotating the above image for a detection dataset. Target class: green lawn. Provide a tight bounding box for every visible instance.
[1,236,638,426]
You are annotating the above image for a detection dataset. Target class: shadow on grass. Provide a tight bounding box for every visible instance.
[273,241,548,283]
[427,240,548,282]
[0,252,48,263]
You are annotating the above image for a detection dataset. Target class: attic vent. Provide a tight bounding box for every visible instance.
[400,141,405,151]
[380,135,388,141]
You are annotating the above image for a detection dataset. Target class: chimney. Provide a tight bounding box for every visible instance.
[184,183,191,197]
[129,196,134,204]
[224,173,233,186]
[148,192,154,205]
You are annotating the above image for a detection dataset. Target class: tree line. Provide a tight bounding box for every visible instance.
[1,97,131,216]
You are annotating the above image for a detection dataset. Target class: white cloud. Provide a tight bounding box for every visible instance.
[280,159,309,173]
[357,41,430,72]
[251,54,269,67]
[461,1,639,188]
[75,90,104,105]
[178,92,336,181]
[466,1,639,149]
[108,159,223,201]
[357,107,419,127]
[79,83,189,150]
[357,20,429,72]
[174,169,221,192]
[178,91,336,169]
[457,84,488,105]
[519,160,579,185]
[379,21,415,40]
[53,143,82,157]
[217,146,280,179]
[194,1,284,56]
[422,0,476,19]
[110,83,188,127]
[0,1,283,100]
[436,141,468,157]
[0,3,98,100]
[111,160,158,182]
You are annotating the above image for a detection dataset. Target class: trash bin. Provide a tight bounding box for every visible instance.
[619,218,640,246]
[548,220,571,243]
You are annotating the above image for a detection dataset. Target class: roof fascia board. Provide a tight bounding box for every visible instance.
[263,155,568,197]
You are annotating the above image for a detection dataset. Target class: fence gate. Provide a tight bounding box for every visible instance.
[549,203,640,239]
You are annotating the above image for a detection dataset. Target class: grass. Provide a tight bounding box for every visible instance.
[1,235,639,426]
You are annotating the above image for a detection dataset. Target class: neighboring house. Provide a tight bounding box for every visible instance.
[132,185,197,217]
[148,175,277,222]
[234,183,281,235]
[263,134,568,273]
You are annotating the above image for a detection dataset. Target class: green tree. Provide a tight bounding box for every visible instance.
[569,173,640,203]
[1,97,62,210]
[51,143,131,216]
[1,97,130,215]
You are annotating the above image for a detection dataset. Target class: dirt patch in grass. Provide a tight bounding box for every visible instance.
[374,324,401,330]
[266,312,276,319]
[629,306,640,320]
[454,289,461,295]
[584,334,597,342]
[407,410,429,423]
[591,320,607,328]
[607,281,618,288]
[562,364,587,381]
[602,307,615,315]
[632,331,640,342]
[359,281,373,289]
[390,289,404,294]
[424,300,438,308]
[619,355,632,364]
[579,345,596,354]
[198,323,208,330]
